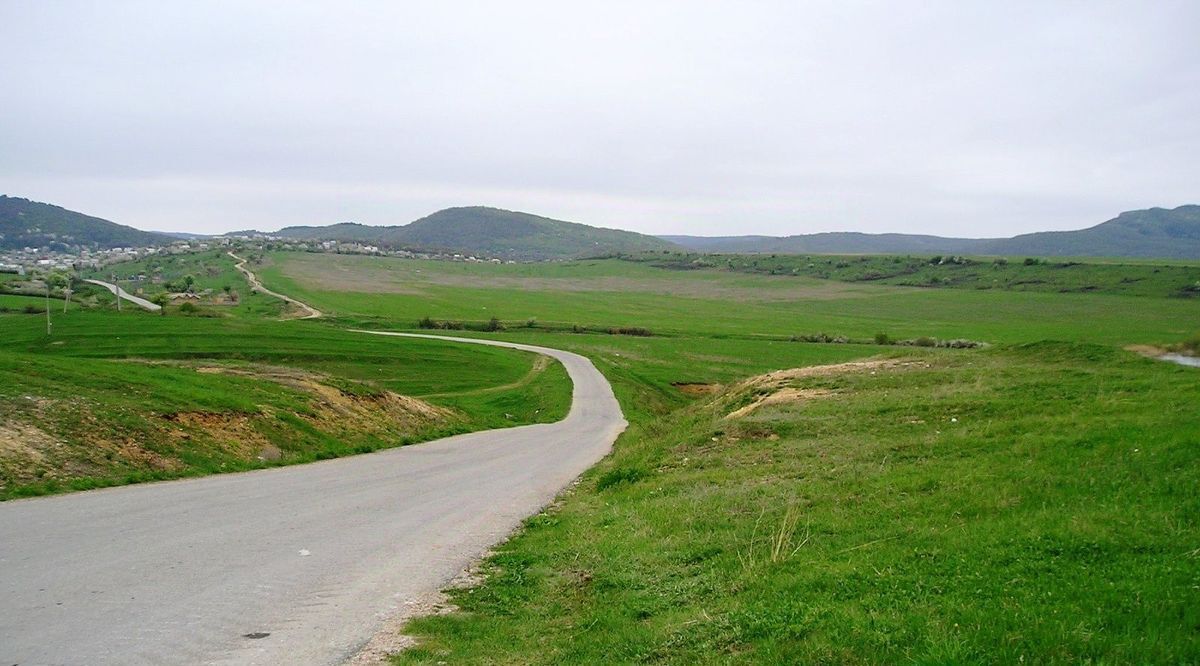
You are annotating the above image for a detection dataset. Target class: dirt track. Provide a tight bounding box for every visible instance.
[229,251,322,319]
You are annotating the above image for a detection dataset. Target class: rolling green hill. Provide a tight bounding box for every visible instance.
[0,195,170,250]
[978,205,1200,258]
[664,205,1200,259]
[271,207,678,260]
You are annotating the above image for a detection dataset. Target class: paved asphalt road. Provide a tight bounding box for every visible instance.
[0,332,626,665]
[83,278,162,311]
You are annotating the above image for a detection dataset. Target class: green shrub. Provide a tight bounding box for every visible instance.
[596,466,646,490]
[608,326,652,337]
[874,331,893,345]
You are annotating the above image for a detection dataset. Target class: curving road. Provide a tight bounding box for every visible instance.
[0,332,625,665]
[229,251,322,319]
[84,278,162,311]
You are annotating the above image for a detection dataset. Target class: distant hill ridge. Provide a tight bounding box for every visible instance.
[267,206,677,260]
[0,195,170,250]
[4,194,1198,259]
[663,205,1200,259]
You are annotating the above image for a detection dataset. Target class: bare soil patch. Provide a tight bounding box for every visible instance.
[673,382,721,396]
[278,253,903,302]
[723,358,915,419]
[725,387,835,419]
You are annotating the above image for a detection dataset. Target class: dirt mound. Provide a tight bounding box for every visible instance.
[723,358,916,419]
[725,387,834,419]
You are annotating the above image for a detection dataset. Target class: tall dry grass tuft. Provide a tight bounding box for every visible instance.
[738,503,810,570]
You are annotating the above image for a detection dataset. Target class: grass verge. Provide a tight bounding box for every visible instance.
[393,342,1200,663]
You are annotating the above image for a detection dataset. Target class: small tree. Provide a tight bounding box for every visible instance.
[151,293,169,315]
[183,275,196,293]
[484,316,504,332]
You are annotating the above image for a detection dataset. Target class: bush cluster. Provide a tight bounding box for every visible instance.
[789,332,849,344]
[608,326,652,337]
[0,304,47,314]
[788,331,984,349]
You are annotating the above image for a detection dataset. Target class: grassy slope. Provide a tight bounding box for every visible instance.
[239,252,1200,663]
[395,344,1199,664]
[638,252,1200,298]
[0,288,571,498]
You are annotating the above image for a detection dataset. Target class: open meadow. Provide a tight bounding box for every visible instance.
[239,250,1200,663]
[2,247,1197,661]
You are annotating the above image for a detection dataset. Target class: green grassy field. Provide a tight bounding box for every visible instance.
[0,303,570,499]
[3,247,1197,661]
[261,252,1197,346]
[244,251,1200,663]
[394,342,1200,664]
[0,292,82,313]
[635,251,1200,298]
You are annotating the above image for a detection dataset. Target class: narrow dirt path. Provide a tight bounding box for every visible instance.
[228,251,322,319]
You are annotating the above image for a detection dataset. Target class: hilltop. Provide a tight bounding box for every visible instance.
[6,194,1198,260]
[978,205,1200,258]
[0,196,170,250]
[271,207,677,260]
[664,205,1200,259]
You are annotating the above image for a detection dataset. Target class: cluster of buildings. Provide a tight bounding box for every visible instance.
[0,238,237,276]
[1,234,515,278]
[235,234,513,264]
[0,245,152,275]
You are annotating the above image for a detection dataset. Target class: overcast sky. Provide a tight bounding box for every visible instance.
[1,1,1196,237]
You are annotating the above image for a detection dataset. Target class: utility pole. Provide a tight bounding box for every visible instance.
[63,284,71,313]
[113,272,121,312]
[45,280,52,335]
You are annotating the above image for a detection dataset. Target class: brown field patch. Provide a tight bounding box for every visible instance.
[277,253,908,302]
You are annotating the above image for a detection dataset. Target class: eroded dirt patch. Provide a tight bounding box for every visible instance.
[165,411,276,460]
[725,387,834,419]
[1125,344,1168,357]
[723,358,916,419]
[0,422,60,464]
[673,382,721,396]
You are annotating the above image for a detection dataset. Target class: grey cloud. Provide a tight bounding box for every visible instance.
[1,1,1196,236]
